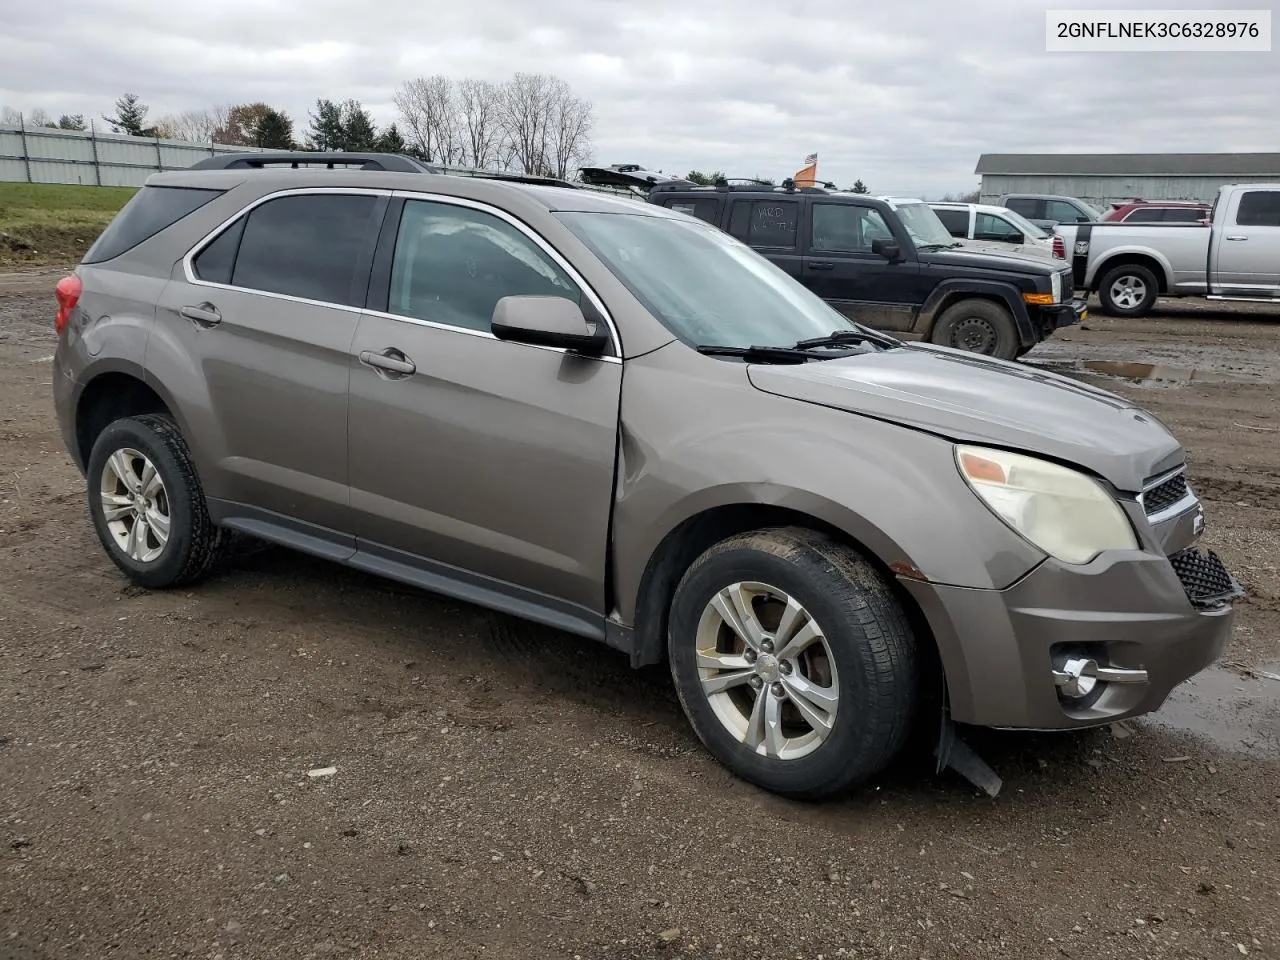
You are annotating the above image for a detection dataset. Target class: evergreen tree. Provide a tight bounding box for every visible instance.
[254,108,294,149]
[340,100,378,151]
[376,122,406,153]
[306,99,345,150]
[104,93,153,137]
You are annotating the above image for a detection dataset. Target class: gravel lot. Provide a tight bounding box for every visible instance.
[2,270,1278,960]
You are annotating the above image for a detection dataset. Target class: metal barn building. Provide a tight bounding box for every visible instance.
[975,153,1280,209]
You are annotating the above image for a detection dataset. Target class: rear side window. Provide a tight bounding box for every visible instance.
[1004,197,1039,218]
[665,199,721,224]
[1235,191,1280,227]
[192,217,247,285]
[225,194,382,306]
[1045,199,1088,223]
[1161,207,1208,222]
[728,200,799,248]
[933,208,969,236]
[1122,207,1165,222]
[83,185,223,264]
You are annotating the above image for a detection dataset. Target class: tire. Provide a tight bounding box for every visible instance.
[1096,262,1158,317]
[85,413,226,589]
[929,298,1020,360]
[667,526,919,799]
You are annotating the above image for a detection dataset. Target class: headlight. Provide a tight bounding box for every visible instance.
[1050,271,1062,303]
[955,445,1138,564]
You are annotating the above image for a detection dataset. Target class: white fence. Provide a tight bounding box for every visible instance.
[0,120,268,187]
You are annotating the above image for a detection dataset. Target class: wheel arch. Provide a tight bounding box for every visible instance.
[626,500,945,698]
[915,279,1036,346]
[1089,251,1171,294]
[74,367,176,472]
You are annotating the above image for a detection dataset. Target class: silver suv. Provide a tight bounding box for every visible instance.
[51,154,1242,798]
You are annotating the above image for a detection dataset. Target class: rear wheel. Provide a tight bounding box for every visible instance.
[667,527,919,799]
[929,298,1020,360]
[1097,262,1158,317]
[86,413,226,589]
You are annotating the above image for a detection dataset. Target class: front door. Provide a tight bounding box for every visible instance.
[801,201,921,331]
[1211,188,1280,295]
[153,189,388,533]
[346,196,623,616]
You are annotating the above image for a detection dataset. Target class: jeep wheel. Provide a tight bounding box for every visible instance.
[929,299,1019,360]
[1097,263,1158,317]
[86,413,226,589]
[668,527,918,799]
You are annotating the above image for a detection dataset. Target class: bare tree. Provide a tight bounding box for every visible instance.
[544,80,593,180]
[28,107,52,128]
[498,72,554,176]
[496,73,595,179]
[394,76,464,164]
[1,105,22,126]
[456,78,502,169]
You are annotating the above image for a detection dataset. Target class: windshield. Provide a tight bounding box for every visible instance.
[998,208,1049,239]
[556,211,886,349]
[887,201,956,247]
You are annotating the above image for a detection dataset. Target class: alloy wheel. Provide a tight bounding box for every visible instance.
[694,581,840,760]
[99,448,171,563]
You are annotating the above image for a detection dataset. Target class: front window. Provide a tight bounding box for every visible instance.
[882,201,956,247]
[556,211,878,349]
[996,208,1049,239]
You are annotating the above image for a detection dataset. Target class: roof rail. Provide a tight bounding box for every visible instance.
[187,151,442,173]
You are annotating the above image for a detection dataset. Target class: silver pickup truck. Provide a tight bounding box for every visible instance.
[1055,182,1280,317]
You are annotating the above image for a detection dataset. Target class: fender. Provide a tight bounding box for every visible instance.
[915,278,1037,345]
[1087,243,1175,292]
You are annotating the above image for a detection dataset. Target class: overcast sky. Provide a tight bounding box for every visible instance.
[3,0,1278,196]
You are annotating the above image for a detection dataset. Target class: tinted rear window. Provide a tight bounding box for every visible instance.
[228,194,382,306]
[83,185,223,264]
[933,208,969,236]
[665,198,721,224]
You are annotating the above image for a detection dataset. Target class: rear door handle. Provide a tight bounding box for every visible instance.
[359,348,416,377]
[1225,235,1248,241]
[180,303,222,327]
[807,262,835,271]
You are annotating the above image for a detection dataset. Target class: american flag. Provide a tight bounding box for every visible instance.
[803,152,818,165]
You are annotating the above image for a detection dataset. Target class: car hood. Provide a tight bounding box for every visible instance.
[917,246,1057,275]
[747,343,1182,492]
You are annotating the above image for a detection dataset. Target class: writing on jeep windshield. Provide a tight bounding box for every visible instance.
[556,211,871,350]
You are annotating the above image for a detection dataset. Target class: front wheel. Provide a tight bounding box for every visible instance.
[667,527,919,799]
[929,298,1020,360]
[85,413,226,589]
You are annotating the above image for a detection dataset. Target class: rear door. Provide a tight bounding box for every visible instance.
[154,188,388,535]
[1211,189,1280,295]
[344,194,623,618]
[724,196,804,281]
[800,200,921,331]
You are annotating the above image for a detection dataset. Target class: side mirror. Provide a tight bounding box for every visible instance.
[871,237,901,261]
[491,295,609,355]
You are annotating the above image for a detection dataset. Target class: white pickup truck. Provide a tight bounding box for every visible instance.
[1054,182,1280,317]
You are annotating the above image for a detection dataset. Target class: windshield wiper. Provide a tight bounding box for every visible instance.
[696,344,819,364]
[791,329,899,351]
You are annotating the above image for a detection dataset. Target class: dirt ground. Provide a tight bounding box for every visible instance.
[1,269,1277,960]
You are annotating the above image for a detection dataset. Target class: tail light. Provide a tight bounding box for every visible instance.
[1051,235,1065,260]
[55,274,82,335]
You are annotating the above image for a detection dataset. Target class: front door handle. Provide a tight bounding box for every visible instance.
[807,262,835,271]
[359,348,416,377]
[1225,235,1248,241]
[180,303,222,327]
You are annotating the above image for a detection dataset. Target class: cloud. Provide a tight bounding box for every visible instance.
[2,0,1277,196]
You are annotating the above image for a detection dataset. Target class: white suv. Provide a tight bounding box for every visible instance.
[930,202,1065,261]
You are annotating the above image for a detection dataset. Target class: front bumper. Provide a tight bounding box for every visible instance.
[1035,297,1088,332]
[901,546,1240,730]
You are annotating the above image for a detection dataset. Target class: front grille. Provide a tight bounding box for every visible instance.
[1059,270,1075,295]
[1142,471,1189,515]
[1169,548,1242,608]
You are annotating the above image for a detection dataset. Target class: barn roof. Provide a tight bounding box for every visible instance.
[975,153,1280,177]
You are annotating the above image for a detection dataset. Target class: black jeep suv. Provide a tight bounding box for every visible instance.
[637,181,1085,360]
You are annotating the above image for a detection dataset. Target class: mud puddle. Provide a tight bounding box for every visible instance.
[1030,358,1274,387]
[1143,662,1280,754]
